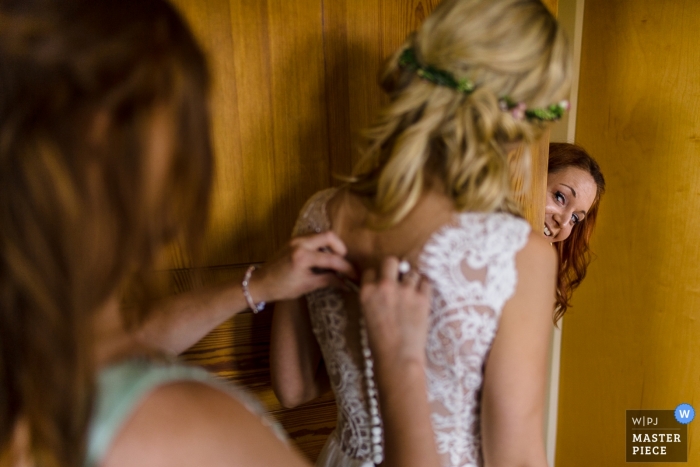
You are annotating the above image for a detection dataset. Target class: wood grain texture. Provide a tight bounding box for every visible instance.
[169,0,331,268]
[511,131,551,230]
[322,0,442,177]
[556,1,700,465]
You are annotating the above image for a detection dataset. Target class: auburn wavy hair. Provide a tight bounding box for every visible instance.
[0,1,212,466]
[549,143,605,322]
[348,0,572,227]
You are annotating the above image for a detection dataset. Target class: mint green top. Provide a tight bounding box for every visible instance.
[85,358,282,467]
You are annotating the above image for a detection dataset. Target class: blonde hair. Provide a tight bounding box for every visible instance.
[349,0,572,227]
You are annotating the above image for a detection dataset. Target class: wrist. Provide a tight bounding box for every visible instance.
[374,354,425,388]
[242,265,267,312]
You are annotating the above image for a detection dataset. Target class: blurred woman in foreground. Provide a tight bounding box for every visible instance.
[0,1,439,466]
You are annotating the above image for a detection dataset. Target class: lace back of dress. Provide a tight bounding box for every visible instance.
[293,191,531,467]
[293,188,379,462]
[418,212,530,467]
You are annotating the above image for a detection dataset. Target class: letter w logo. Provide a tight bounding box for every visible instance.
[680,410,691,418]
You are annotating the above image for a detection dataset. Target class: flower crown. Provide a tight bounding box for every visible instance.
[398,48,569,122]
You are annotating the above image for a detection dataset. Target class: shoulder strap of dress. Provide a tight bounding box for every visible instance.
[420,212,531,313]
[292,187,338,237]
[467,213,531,312]
[85,359,276,467]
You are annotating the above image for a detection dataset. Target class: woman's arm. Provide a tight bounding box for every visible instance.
[480,233,557,467]
[101,381,313,467]
[133,231,355,355]
[270,298,329,408]
[109,257,439,467]
[360,258,441,467]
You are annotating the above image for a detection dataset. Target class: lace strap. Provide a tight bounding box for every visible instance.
[420,212,531,314]
[292,187,338,237]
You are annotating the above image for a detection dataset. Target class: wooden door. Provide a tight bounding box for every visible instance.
[556,1,700,465]
[162,0,556,460]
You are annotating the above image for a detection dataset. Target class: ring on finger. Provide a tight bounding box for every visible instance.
[401,269,421,287]
[397,259,411,281]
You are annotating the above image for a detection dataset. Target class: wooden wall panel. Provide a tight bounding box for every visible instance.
[322,0,442,177]
[511,133,551,230]
[166,0,245,269]
[227,0,330,259]
[169,0,330,268]
[556,0,700,465]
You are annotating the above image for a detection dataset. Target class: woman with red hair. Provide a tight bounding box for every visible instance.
[544,143,606,321]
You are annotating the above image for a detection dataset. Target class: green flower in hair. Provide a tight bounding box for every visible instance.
[399,48,569,123]
[399,48,475,95]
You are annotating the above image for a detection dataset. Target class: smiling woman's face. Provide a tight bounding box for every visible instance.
[544,167,597,242]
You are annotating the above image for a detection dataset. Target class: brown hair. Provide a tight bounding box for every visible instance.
[548,143,605,322]
[0,1,212,466]
[349,0,572,227]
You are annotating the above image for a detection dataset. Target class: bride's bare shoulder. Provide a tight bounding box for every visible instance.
[517,231,557,273]
[502,230,557,321]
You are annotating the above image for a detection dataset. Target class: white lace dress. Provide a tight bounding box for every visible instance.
[293,188,530,467]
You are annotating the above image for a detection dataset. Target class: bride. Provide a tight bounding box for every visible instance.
[271,0,572,466]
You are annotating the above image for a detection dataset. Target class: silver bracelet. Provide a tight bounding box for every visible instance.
[242,265,265,313]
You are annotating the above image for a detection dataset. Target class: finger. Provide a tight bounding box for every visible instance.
[380,256,400,283]
[305,251,357,279]
[297,231,348,257]
[314,273,349,291]
[418,275,432,296]
[401,270,421,289]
